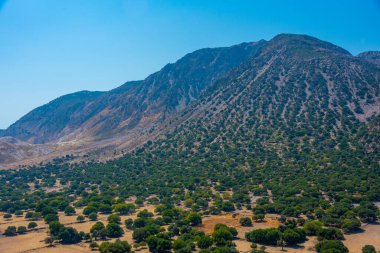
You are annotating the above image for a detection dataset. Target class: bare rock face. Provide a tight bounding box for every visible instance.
[0,137,54,164]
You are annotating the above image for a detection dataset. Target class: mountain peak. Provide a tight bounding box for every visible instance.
[357,51,380,65]
[267,33,351,56]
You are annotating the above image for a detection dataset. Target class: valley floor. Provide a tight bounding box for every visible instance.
[1,205,379,253]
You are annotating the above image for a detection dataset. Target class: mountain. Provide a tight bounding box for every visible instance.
[358,51,380,65]
[151,34,380,162]
[0,41,265,145]
[0,34,379,168]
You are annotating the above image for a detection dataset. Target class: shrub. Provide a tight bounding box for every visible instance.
[303,220,323,235]
[106,222,124,238]
[239,217,253,226]
[245,228,280,245]
[362,245,376,253]
[108,214,121,224]
[4,226,17,236]
[186,212,202,226]
[17,226,27,234]
[28,222,38,229]
[99,239,131,253]
[64,206,76,216]
[315,240,348,253]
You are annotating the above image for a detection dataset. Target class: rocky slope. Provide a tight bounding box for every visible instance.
[0,41,265,145]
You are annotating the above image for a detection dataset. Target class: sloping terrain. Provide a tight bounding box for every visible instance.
[1,41,265,145]
[1,34,379,168]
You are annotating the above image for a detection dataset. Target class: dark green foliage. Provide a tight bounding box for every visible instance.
[99,239,131,253]
[315,240,348,253]
[146,233,172,253]
[4,226,17,236]
[245,228,280,245]
[362,245,376,253]
[106,222,124,238]
[186,212,202,226]
[108,214,121,224]
[64,205,76,215]
[198,235,214,249]
[239,217,252,226]
[282,228,306,245]
[59,227,81,244]
[28,221,38,229]
[17,226,27,234]
[44,213,59,224]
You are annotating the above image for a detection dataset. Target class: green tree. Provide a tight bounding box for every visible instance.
[315,240,348,253]
[99,239,131,253]
[108,214,121,224]
[59,227,81,244]
[362,245,376,253]
[28,222,38,230]
[106,222,124,238]
[17,226,27,234]
[64,206,76,216]
[239,217,252,226]
[146,233,172,253]
[4,226,17,236]
[186,212,202,226]
[197,235,213,249]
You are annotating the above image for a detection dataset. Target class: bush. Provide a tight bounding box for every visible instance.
[317,228,344,241]
[212,224,237,246]
[99,239,131,253]
[4,226,17,236]
[252,214,265,222]
[44,213,59,224]
[108,214,121,224]
[125,218,134,230]
[17,226,27,234]
[315,240,348,253]
[28,222,38,229]
[113,203,136,215]
[77,215,85,223]
[83,206,98,216]
[198,235,213,249]
[303,220,323,235]
[89,212,98,221]
[64,206,76,216]
[239,217,252,226]
[342,218,361,233]
[245,228,280,245]
[3,213,12,219]
[146,233,172,253]
[362,245,376,253]
[25,212,34,219]
[186,212,202,226]
[59,227,81,244]
[106,222,124,238]
[221,201,235,212]
[282,228,306,245]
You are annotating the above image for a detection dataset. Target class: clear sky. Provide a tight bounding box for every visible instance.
[1,0,380,129]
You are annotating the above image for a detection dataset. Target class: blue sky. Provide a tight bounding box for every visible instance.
[1,0,380,129]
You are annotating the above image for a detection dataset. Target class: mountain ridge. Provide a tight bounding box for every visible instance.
[0,34,379,167]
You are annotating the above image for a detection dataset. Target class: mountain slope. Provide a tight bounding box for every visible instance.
[358,51,380,65]
[0,41,265,145]
[152,34,380,162]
